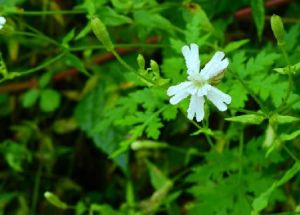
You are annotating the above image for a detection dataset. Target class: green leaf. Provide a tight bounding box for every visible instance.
[74,83,127,170]
[97,7,132,26]
[251,0,265,39]
[252,188,273,213]
[252,162,300,212]
[227,81,248,108]
[65,53,89,76]
[44,192,68,210]
[84,0,96,16]
[146,160,169,190]
[39,71,54,88]
[285,25,300,51]
[89,204,118,215]
[1,140,32,172]
[275,115,300,124]
[75,202,86,215]
[224,39,249,53]
[133,10,174,34]
[62,29,75,46]
[39,89,61,112]
[75,24,91,41]
[274,62,300,75]
[280,130,300,141]
[22,89,40,108]
[162,106,178,121]
[225,114,265,124]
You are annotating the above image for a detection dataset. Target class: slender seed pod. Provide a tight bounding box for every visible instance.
[90,16,114,51]
[271,15,285,46]
[137,54,145,70]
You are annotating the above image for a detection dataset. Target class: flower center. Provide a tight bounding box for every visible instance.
[188,74,207,88]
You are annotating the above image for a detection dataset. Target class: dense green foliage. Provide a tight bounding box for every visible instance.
[1,0,300,214]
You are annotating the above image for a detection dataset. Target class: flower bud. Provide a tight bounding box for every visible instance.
[271,15,285,46]
[150,60,160,77]
[44,192,68,210]
[137,54,145,69]
[90,16,114,51]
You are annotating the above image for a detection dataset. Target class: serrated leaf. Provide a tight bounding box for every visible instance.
[275,115,300,124]
[39,89,61,112]
[228,81,248,108]
[74,83,127,170]
[75,24,91,41]
[274,62,300,75]
[146,117,163,139]
[162,106,177,121]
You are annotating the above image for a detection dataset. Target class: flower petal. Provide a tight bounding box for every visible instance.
[196,84,212,97]
[206,86,231,111]
[182,43,200,76]
[169,91,189,105]
[187,94,205,122]
[200,51,229,80]
[0,16,6,26]
[167,81,192,96]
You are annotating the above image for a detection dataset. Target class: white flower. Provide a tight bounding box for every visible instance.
[167,43,231,122]
[0,16,6,29]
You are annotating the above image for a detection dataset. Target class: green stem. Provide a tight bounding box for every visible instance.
[279,45,293,108]
[179,107,214,148]
[70,43,166,51]
[238,132,244,181]
[13,31,60,47]
[7,10,85,16]
[21,52,66,76]
[283,145,299,162]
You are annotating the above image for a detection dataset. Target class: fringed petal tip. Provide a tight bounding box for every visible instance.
[187,95,205,122]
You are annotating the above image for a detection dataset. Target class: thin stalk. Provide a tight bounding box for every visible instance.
[238,132,244,181]
[278,96,300,113]
[179,107,214,148]
[31,164,42,215]
[8,10,85,16]
[70,43,166,51]
[278,45,293,109]
[13,31,60,47]
[230,107,265,115]
[283,145,299,163]
[21,52,66,76]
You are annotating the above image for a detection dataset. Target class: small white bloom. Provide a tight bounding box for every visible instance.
[0,16,6,30]
[167,43,231,122]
